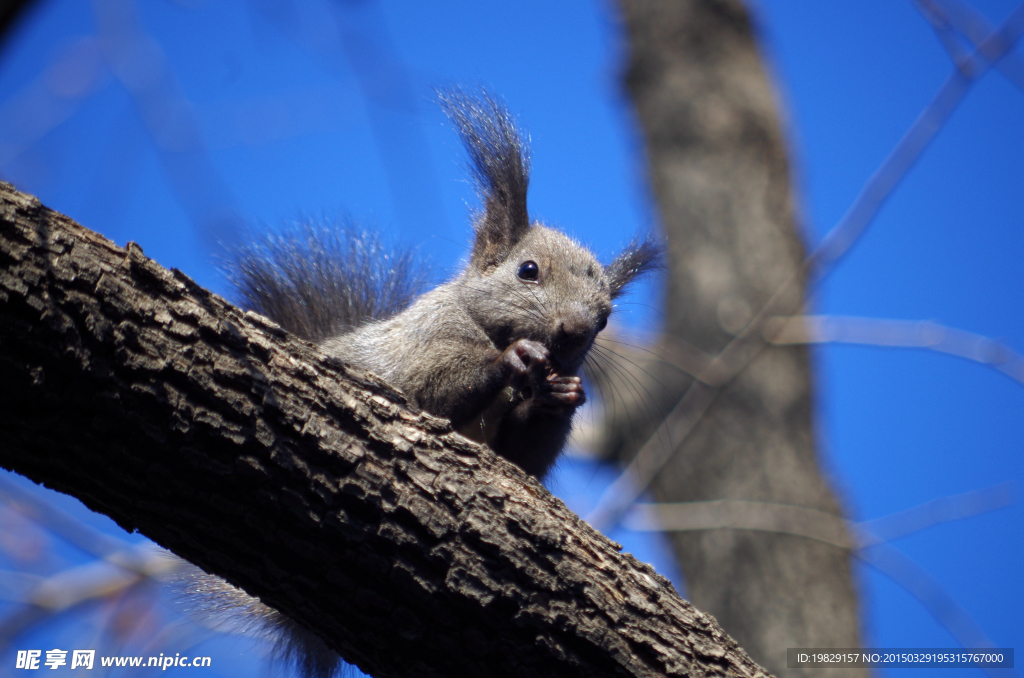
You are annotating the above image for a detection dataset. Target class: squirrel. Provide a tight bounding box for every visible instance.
[177,88,660,678]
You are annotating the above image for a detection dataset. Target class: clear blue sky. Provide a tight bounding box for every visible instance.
[0,1,1020,676]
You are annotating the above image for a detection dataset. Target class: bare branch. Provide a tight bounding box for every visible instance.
[916,0,1024,91]
[0,544,175,653]
[89,0,241,250]
[0,38,103,170]
[623,499,855,550]
[624,483,1016,549]
[624,483,1016,672]
[0,182,769,678]
[0,475,132,559]
[857,544,1007,676]
[810,3,1024,274]
[856,482,1017,545]
[765,315,1024,385]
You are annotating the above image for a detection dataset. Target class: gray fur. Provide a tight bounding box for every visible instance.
[320,225,618,471]
[227,219,428,343]
[606,237,662,299]
[191,88,660,678]
[174,566,343,678]
[438,87,531,267]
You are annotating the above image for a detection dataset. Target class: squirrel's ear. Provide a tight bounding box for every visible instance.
[606,237,662,299]
[439,87,531,269]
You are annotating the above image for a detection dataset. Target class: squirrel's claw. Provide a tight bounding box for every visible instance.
[499,339,584,412]
[537,374,586,411]
[502,338,549,397]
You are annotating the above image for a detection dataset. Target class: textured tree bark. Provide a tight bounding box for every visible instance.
[0,181,771,678]
[606,2,865,676]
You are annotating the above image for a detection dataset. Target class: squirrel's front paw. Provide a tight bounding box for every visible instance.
[500,339,585,413]
[536,373,585,412]
[502,338,550,393]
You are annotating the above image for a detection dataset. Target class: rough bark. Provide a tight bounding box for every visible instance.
[604,2,864,676]
[0,181,771,678]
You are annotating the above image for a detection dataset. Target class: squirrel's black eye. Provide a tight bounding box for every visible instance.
[517,260,540,282]
[596,315,608,332]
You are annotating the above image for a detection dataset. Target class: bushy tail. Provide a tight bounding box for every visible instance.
[173,567,345,678]
[226,218,429,342]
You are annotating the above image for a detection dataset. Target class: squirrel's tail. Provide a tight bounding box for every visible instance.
[173,566,344,678]
[226,218,429,343]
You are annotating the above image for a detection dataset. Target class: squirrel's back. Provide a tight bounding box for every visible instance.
[319,280,487,404]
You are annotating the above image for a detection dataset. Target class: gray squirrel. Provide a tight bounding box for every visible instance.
[180,89,659,678]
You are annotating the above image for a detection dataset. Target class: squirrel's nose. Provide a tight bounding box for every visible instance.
[554,308,595,359]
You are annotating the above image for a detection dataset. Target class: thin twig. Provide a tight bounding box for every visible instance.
[623,498,856,548]
[0,544,179,652]
[765,315,1024,385]
[623,482,1017,548]
[856,481,1017,546]
[856,543,1012,678]
[0,475,131,560]
[624,483,1018,677]
[89,0,241,252]
[916,0,1024,91]
[0,38,103,169]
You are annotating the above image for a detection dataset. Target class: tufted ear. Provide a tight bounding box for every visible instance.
[439,87,531,270]
[606,237,662,299]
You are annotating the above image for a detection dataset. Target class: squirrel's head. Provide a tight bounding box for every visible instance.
[441,88,660,373]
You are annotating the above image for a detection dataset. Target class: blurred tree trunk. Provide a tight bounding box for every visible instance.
[606,2,864,675]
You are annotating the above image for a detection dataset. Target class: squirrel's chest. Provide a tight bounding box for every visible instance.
[456,385,519,446]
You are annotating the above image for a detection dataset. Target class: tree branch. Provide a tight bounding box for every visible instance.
[0,182,769,678]
[764,315,1024,385]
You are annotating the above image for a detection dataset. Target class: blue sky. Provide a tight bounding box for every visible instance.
[0,1,1020,676]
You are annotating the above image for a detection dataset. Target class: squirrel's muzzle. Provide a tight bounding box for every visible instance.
[552,308,597,365]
